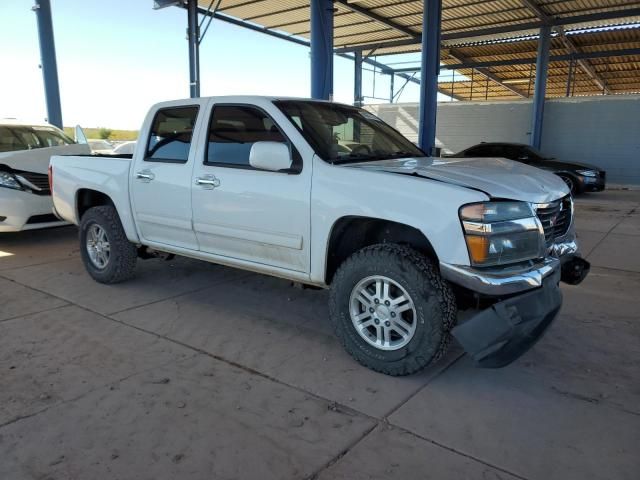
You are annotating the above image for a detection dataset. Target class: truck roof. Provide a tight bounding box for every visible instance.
[161,95,335,102]
[151,95,347,109]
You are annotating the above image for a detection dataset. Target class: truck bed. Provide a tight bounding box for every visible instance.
[50,154,134,228]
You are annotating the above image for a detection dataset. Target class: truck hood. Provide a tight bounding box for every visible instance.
[346,156,569,203]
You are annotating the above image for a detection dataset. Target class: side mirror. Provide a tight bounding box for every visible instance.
[74,125,88,144]
[249,142,292,172]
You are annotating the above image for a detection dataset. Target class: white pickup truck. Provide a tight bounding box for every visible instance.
[50,96,589,375]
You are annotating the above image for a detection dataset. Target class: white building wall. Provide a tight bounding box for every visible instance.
[367,95,640,185]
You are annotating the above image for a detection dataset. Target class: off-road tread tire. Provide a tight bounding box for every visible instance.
[329,243,457,376]
[79,206,137,284]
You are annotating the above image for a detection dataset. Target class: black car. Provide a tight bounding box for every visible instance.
[447,142,606,195]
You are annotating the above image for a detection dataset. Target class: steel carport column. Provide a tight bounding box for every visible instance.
[390,72,395,103]
[418,0,442,155]
[187,0,200,98]
[354,51,363,106]
[32,0,62,128]
[530,25,551,150]
[310,0,334,100]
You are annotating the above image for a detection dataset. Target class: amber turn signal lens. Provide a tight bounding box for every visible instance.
[465,235,489,264]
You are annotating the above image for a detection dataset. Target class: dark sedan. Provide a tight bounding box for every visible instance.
[446,142,606,195]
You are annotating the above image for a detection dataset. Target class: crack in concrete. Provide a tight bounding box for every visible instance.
[0,302,70,325]
[380,351,465,420]
[584,208,636,261]
[303,423,379,480]
[0,255,80,273]
[0,352,198,431]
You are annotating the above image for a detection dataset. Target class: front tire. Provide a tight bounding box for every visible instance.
[329,244,457,376]
[79,206,137,284]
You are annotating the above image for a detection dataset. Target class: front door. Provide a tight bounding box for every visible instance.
[191,103,311,273]
[130,103,203,250]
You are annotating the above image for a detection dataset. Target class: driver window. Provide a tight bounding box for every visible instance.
[206,105,287,168]
[146,106,199,163]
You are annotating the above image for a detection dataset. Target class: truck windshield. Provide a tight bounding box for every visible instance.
[274,100,425,164]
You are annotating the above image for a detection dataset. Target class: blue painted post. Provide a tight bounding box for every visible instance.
[310,0,334,100]
[187,0,200,98]
[354,50,363,106]
[32,0,62,128]
[418,0,442,155]
[531,25,551,150]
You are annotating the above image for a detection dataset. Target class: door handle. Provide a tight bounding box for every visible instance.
[195,175,220,189]
[135,170,155,182]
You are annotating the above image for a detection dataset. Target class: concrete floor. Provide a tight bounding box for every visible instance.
[1,190,639,480]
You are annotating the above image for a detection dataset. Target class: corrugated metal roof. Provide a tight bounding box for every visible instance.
[199,0,640,99]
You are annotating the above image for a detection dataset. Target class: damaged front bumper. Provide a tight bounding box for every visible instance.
[451,268,562,367]
[440,237,582,296]
[441,236,590,368]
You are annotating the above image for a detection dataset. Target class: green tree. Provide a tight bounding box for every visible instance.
[98,127,113,140]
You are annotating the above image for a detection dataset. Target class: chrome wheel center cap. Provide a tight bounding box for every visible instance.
[375,305,391,321]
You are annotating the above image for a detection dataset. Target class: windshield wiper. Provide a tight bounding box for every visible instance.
[332,151,419,165]
[384,151,419,159]
[332,153,377,164]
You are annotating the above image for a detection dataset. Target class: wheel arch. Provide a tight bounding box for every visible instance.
[75,188,140,243]
[324,216,438,285]
[76,188,115,220]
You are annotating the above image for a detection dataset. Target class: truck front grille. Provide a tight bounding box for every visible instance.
[535,195,572,245]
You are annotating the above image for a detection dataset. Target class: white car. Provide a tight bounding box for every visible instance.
[0,120,90,232]
[87,139,115,155]
[50,96,590,375]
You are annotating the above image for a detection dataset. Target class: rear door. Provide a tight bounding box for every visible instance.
[130,102,206,250]
[190,102,311,273]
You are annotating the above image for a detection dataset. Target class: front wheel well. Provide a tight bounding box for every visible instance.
[325,216,438,285]
[76,189,115,220]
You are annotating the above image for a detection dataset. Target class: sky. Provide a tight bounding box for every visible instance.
[0,0,445,130]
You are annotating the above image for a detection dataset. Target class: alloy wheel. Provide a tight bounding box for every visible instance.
[349,275,417,351]
[86,223,111,269]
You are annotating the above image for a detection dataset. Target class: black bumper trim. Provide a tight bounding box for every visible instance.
[451,269,562,368]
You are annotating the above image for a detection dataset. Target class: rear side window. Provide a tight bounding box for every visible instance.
[206,105,286,168]
[146,106,199,163]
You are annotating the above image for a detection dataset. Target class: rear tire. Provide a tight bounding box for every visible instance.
[329,244,457,376]
[79,205,137,284]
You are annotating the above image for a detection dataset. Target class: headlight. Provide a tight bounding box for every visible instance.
[576,169,597,177]
[0,171,23,190]
[459,201,545,267]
